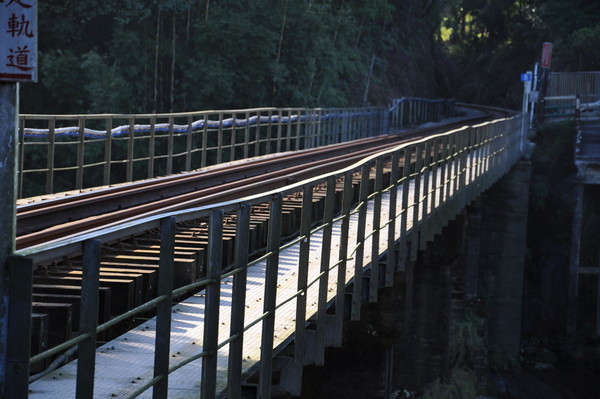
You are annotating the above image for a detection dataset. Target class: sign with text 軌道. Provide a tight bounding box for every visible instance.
[0,0,37,82]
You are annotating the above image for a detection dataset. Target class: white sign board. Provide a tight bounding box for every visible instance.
[0,0,37,82]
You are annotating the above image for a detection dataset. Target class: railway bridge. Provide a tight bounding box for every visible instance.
[0,90,594,398]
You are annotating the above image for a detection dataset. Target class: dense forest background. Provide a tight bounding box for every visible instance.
[20,0,600,115]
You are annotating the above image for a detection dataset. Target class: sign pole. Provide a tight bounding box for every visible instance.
[0,81,18,399]
[0,0,37,393]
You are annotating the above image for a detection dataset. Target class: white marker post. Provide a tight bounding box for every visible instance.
[0,0,37,394]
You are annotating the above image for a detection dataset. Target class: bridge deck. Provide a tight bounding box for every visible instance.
[27,178,432,398]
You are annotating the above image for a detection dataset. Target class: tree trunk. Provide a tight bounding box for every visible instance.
[273,0,289,98]
[154,7,161,113]
[170,10,177,113]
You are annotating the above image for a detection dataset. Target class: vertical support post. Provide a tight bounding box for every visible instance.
[17,117,24,198]
[370,157,384,302]
[334,171,353,347]
[259,194,282,399]
[255,111,261,157]
[167,116,175,175]
[153,217,176,399]
[411,144,423,260]
[127,117,135,182]
[76,239,101,399]
[283,184,313,395]
[567,183,584,334]
[243,111,251,159]
[429,137,441,236]
[447,134,457,216]
[230,115,237,162]
[46,118,56,194]
[461,128,471,208]
[386,152,400,285]
[398,147,411,271]
[352,164,370,320]
[316,176,336,364]
[5,256,33,398]
[185,114,193,170]
[0,82,18,394]
[227,203,251,399]
[148,116,156,179]
[201,210,223,399]
[76,118,85,190]
[201,114,208,168]
[420,141,432,249]
[439,135,449,222]
[104,117,113,185]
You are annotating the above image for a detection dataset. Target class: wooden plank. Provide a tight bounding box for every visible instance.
[54,266,157,302]
[32,293,82,327]
[101,254,197,288]
[34,276,136,315]
[47,270,146,307]
[32,302,73,348]
[33,284,111,321]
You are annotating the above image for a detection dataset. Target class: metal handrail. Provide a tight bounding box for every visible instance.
[17,99,455,199]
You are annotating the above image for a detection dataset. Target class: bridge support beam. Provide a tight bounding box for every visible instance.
[567,182,584,335]
[480,160,531,360]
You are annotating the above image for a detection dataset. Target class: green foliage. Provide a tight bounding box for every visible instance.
[438,0,600,107]
[420,369,478,399]
[22,0,411,114]
[449,315,485,369]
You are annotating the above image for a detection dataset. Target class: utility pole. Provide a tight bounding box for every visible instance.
[0,0,37,394]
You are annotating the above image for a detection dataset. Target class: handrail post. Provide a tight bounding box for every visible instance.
[334,171,353,347]
[386,152,400,284]
[76,239,101,399]
[281,184,313,395]
[370,157,384,301]
[352,163,370,320]
[200,210,223,399]
[46,118,56,194]
[227,203,251,399]
[153,216,176,399]
[259,193,283,399]
[316,175,336,363]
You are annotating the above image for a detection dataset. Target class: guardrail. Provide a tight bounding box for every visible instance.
[10,111,524,398]
[542,71,600,122]
[17,98,455,199]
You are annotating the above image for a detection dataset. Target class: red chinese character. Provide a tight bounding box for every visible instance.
[6,13,34,37]
[6,46,32,71]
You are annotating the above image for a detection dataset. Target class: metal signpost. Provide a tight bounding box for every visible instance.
[538,42,553,123]
[0,0,37,395]
[520,71,532,152]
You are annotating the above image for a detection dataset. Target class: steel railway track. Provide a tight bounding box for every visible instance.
[17,104,509,249]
